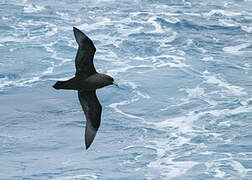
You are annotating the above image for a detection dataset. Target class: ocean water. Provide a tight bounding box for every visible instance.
[0,0,252,179]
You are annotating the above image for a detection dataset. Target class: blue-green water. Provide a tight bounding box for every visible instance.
[0,0,252,179]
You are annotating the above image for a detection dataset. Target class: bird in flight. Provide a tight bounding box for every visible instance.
[53,27,118,150]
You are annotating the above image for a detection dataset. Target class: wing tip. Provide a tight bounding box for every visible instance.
[85,121,98,150]
[73,26,86,45]
[85,143,91,150]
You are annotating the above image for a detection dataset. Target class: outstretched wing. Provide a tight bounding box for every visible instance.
[73,27,96,78]
[78,90,102,149]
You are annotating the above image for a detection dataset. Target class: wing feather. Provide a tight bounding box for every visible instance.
[73,27,96,78]
[78,90,102,149]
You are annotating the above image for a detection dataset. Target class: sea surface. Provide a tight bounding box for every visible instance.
[0,0,252,179]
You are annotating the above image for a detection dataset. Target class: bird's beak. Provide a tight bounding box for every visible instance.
[113,82,119,87]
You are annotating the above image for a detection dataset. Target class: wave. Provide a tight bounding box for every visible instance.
[203,71,247,96]
[223,43,251,55]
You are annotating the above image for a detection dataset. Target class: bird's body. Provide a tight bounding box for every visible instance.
[53,27,116,150]
[53,73,113,91]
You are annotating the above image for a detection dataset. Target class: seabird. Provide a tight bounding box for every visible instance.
[53,27,118,150]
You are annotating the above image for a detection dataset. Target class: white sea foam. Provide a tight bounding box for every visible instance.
[154,59,188,68]
[241,25,252,33]
[219,19,239,27]
[15,19,58,41]
[223,43,250,55]
[43,43,72,64]
[159,32,177,45]
[106,64,153,76]
[45,25,58,37]
[230,160,248,176]
[42,62,55,75]
[184,12,201,17]
[56,11,81,23]
[151,111,201,134]
[148,158,198,179]
[203,71,247,96]
[206,160,248,178]
[109,98,144,120]
[109,81,150,119]
[52,174,97,180]
[218,121,231,127]
[147,136,197,179]
[46,76,72,82]
[77,17,113,32]
[185,86,205,98]
[148,100,252,134]
[24,4,45,13]
[0,76,40,89]
[0,36,24,43]
[165,17,180,24]
[146,100,251,179]
[0,78,14,88]
[135,91,151,99]
[1,16,8,21]
[202,56,214,61]
[209,106,252,118]
[126,81,137,89]
[148,17,164,34]
[204,10,242,17]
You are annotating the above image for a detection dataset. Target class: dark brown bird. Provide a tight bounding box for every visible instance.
[53,27,118,150]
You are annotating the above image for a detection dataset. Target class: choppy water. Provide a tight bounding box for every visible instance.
[0,0,252,179]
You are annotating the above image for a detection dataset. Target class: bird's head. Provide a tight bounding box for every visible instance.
[103,74,118,87]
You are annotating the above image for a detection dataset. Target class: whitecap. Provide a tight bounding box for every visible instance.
[56,11,81,23]
[215,169,226,178]
[154,59,189,68]
[218,121,231,127]
[24,4,45,13]
[201,56,214,61]
[165,32,177,43]
[0,77,14,88]
[203,71,247,96]
[147,135,198,179]
[126,81,138,89]
[45,26,58,37]
[230,160,249,176]
[109,98,144,120]
[150,111,201,134]
[219,19,239,27]
[52,174,97,180]
[0,76,40,89]
[135,91,151,99]
[184,12,201,17]
[42,62,55,75]
[147,17,164,34]
[46,76,73,82]
[241,25,252,33]
[185,86,205,98]
[204,10,242,17]
[223,43,250,55]
[106,64,153,76]
[77,17,113,32]
[0,36,24,43]
[149,103,252,134]
[206,160,248,178]
[165,17,180,24]
[148,159,198,179]
[1,16,8,21]
[43,43,72,64]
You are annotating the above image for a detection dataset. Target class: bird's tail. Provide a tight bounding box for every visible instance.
[53,81,67,90]
[53,78,78,90]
